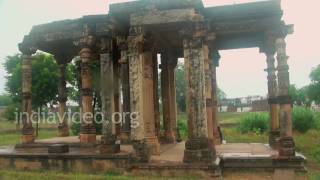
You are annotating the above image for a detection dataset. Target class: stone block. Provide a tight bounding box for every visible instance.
[274,169,295,180]
[21,135,35,144]
[0,158,11,169]
[79,134,96,143]
[48,144,69,153]
[15,159,42,170]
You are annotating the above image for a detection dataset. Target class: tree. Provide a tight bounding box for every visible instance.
[0,94,12,106]
[289,84,311,106]
[4,53,60,109]
[308,65,320,104]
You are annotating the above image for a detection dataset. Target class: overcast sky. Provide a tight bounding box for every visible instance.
[0,0,319,98]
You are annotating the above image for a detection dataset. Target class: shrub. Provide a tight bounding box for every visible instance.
[238,112,269,134]
[177,114,188,139]
[3,103,20,121]
[292,107,316,133]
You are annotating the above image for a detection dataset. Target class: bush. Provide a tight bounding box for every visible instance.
[238,112,269,134]
[3,103,20,121]
[177,114,188,139]
[292,107,316,133]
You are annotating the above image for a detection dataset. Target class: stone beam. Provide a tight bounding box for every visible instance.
[131,9,203,26]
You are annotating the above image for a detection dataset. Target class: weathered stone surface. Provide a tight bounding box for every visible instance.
[79,47,96,143]
[132,140,151,163]
[274,169,295,180]
[184,138,216,164]
[182,29,217,163]
[131,8,203,26]
[128,28,160,156]
[161,53,178,143]
[21,54,34,144]
[276,38,295,157]
[48,144,69,153]
[210,50,222,145]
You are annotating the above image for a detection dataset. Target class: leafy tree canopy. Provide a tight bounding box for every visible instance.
[308,65,320,104]
[4,53,61,108]
[0,94,12,106]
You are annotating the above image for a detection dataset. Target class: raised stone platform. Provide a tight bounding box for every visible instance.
[0,137,306,176]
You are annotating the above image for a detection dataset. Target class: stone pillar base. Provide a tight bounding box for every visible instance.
[132,140,151,163]
[99,135,120,154]
[57,124,69,137]
[99,144,120,154]
[146,137,161,155]
[279,136,295,157]
[119,131,131,144]
[79,134,96,143]
[21,135,35,144]
[183,138,216,164]
[163,132,176,144]
[269,130,280,149]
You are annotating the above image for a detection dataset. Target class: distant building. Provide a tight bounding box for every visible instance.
[219,95,268,112]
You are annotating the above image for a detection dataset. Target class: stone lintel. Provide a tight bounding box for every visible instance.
[131,8,203,26]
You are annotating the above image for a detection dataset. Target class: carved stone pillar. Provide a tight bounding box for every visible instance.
[99,38,120,154]
[182,27,216,163]
[79,47,96,143]
[161,53,178,143]
[210,50,222,145]
[276,38,295,157]
[204,45,214,142]
[57,63,69,137]
[20,48,35,144]
[128,26,159,160]
[263,40,280,149]
[118,37,131,143]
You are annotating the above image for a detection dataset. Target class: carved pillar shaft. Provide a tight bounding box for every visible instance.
[210,52,222,145]
[182,35,216,163]
[57,64,69,137]
[119,45,131,142]
[161,53,177,143]
[79,48,96,143]
[99,39,120,153]
[128,27,159,160]
[265,50,280,149]
[276,38,295,157]
[204,45,214,142]
[21,54,34,144]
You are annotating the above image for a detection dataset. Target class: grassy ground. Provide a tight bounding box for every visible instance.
[0,170,198,180]
[0,130,57,146]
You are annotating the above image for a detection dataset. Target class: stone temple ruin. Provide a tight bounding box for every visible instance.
[0,0,305,176]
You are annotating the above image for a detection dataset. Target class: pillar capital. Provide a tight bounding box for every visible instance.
[19,43,37,56]
[209,49,220,67]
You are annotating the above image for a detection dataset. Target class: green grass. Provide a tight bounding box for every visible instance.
[218,112,247,125]
[222,128,269,143]
[0,170,197,180]
[0,130,57,146]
